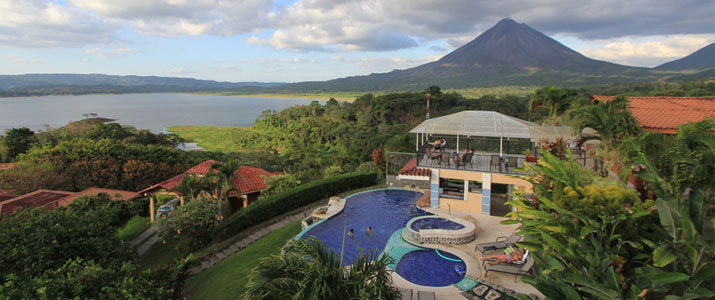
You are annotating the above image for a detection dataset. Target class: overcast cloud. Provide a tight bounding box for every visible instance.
[0,0,712,79]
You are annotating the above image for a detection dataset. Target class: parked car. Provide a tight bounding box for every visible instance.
[156,198,182,219]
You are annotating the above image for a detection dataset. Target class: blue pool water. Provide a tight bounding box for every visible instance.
[299,189,425,265]
[396,250,467,287]
[410,217,465,231]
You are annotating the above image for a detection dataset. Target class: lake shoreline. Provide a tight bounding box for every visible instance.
[0,93,315,133]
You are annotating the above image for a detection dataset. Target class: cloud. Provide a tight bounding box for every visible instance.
[0,0,117,47]
[84,46,142,57]
[69,0,274,36]
[579,34,714,67]
[249,0,714,52]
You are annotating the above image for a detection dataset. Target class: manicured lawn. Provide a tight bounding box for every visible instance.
[118,216,151,242]
[138,237,183,270]
[182,220,302,300]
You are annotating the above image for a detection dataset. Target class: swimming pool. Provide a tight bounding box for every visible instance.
[396,249,467,287]
[298,189,426,265]
[410,217,465,231]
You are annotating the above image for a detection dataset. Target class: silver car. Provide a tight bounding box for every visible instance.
[156,198,181,219]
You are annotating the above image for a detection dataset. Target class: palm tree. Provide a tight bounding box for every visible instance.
[568,96,641,176]
[569,96,641,147]
[529,86,582,125]
[242,237,401,300]
[209,160,240,216]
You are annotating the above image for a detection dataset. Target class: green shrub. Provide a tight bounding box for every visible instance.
[214,172,378,238]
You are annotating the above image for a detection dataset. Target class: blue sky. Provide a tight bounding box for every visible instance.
[1,0,713,82]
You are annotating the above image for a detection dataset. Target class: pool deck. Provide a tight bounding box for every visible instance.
[304,189,543,299]
[389,208,543,299]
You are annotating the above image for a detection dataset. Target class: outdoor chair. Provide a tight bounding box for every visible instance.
[440,151,450,167]
[506,157,518,173]
[490,155,502,173]
[484,257,534,282]
[456,152,474,169]
[418,290,436,300]
[429,150,440,165]
[475,233,522,254]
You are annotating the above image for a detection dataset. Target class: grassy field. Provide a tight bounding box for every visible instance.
[167,126,265,153]
[194,91,367,101]
[182,219,302,299]
[118,216,151,242]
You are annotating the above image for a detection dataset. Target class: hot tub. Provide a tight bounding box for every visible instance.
[403,215,476,245]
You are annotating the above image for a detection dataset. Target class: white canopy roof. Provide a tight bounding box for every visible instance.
[409,111,575,141]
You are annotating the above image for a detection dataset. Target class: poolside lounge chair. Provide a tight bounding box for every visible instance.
[484,257,534,282]
[398,288,413,300]
[418,290,436,300]
[475,233,521,254]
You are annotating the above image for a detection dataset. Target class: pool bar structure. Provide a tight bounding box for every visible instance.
[403,215,476,245]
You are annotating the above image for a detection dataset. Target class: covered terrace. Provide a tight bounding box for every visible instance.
[410,111,576,174]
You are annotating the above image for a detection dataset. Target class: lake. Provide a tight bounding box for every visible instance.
[0,93,319,133]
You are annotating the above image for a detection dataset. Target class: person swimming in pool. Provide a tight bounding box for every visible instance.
[348,228,354,238]
[367,227,373,235]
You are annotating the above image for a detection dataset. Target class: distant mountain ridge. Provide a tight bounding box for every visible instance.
[0,74,285,90]
[1,19,713,96]
[281,19,693,92]
[655,43,715,71]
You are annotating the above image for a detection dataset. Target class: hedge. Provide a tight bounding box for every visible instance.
[213,171,379,238]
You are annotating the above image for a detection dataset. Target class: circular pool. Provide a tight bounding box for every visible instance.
[396,249,467,287]
[410,217,465,231]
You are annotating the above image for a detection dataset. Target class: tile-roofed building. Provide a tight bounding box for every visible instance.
[139,160,284,216]
[0,163,15,170]
[57,187,140,207]
[592,96,715,134]
[138,160,219,195]
[232,166,284,194]
[0,189,75,216]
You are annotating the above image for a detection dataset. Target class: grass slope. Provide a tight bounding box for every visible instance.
[182,219,302,299]
[168,126,267,153]
[118,216,150,242]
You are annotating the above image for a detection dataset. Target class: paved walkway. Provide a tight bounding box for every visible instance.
[188,205,317,275]
[129,226,159,255]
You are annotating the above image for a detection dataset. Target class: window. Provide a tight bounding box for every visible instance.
[439,178,465,200]
[468,181,482,193]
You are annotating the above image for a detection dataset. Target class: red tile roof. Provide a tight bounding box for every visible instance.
[231,166,283,194]
[593,96,715,134]
[0,163,15,170]
[138,160,219,194]
[0,189,75,216]
[139,160,282,195]
[398,158,431,177]
[185,159,220,174]
[57,187,139,207]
